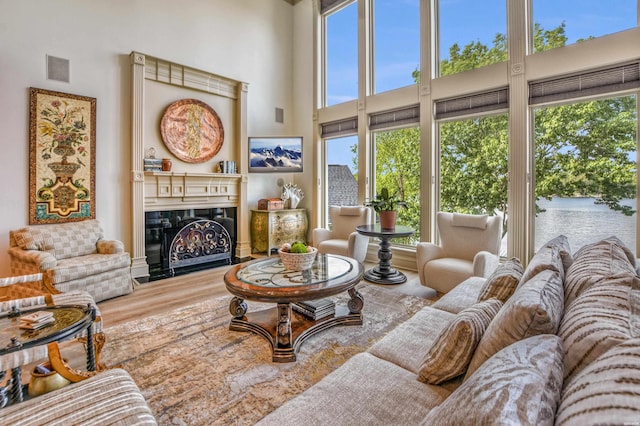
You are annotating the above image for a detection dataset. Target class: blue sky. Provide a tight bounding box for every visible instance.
[326,0,637,169]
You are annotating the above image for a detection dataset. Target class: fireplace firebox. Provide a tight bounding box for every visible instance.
[145,207,236,280]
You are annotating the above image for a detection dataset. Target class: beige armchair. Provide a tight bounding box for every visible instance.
[313,206,372,264]
[416,212,502,293]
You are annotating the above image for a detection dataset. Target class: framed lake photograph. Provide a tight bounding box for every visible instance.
[248,136,303,173]
[29,87,96,224]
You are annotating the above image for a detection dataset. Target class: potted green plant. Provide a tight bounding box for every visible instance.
[365,187,406,229]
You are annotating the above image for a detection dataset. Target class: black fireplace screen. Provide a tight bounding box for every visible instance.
[169,219,232,276]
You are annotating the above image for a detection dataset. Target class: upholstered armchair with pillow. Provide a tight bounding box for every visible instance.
[8,219,133,303]
[313,206,372,264]
[416,211,502,293]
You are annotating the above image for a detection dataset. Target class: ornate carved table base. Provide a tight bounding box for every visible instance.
[229,288,364,362]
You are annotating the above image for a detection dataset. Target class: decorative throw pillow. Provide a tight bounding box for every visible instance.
[556,339,640,426]
[477,257,523,303]
[421,335,564,426]
[465,269,564,379]
[417,298,502,384]
[520,244,564,286]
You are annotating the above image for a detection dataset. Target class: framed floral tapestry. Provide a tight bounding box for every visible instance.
[29,87,96,224]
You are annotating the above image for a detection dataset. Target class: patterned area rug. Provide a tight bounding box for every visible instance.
[101,283,432,425]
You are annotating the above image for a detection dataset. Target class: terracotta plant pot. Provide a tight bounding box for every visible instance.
[379,210,397,229]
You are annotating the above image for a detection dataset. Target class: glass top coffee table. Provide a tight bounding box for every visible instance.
[224,253,364,362]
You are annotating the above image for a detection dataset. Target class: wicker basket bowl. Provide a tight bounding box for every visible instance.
[278,246,318,271]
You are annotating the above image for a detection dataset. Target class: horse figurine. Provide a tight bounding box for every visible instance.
[281,183,304,209]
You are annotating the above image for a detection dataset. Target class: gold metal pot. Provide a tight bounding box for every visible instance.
[28,361,70,397]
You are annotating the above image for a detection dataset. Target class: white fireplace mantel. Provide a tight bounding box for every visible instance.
[144,171,244,211]
[130,52,250,281]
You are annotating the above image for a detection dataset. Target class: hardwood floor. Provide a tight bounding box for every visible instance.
[98,258,437,327]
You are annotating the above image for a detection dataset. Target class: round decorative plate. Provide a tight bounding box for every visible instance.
[160,99,224,163]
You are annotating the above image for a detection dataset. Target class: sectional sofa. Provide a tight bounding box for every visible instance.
[258,235,640,425]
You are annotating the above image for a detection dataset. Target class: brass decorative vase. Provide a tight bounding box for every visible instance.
[28,362,70,397]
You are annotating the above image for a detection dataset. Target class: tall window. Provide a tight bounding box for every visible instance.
[438,0,506,77]
[325,1,358,107]
[372,126,421,243]
[373,0,420,94]
[532,0,637,53]
[439,114,509,254]
[326,135,359,209]
[533,95,637,252]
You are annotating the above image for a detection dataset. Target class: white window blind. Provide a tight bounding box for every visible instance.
[369,105,420,130]
[321,117,358,138]
[321,0,353,14]
[529,62,640,105]
[435,88,509,120]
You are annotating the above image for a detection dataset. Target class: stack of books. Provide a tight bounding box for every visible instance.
[293,299,336,320]
[19,311,55,330]
[143,158,163,172]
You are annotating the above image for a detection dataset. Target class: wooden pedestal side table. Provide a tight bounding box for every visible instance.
[0,304,96,407]
[224,254,364,362]
[356,224,415,285]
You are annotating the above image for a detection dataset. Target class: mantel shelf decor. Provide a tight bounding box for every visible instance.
[29,87,96,224]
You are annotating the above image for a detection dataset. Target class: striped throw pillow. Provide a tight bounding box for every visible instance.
[556,339,640,426]
[421,335,564,426]
[465,269,564,379]
[477,257,523,303]
[418,298,502,384]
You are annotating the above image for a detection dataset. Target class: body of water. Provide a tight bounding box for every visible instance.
[534,197,636,254]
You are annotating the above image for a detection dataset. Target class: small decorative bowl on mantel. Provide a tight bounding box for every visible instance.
[278,244,318,271]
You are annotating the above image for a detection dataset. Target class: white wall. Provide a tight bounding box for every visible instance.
[0,0,312,276]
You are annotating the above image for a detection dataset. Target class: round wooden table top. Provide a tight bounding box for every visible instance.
[355,223,415,238]
[224,254,363,303]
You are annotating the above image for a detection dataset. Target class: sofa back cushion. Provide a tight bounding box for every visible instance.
[556,339,640,426]
[421,335,564,426]
[559,282,633,383]
[564,236,637,307]
[418,298,502,384]
[477,257,523,303]
[12,220,104,260]
[465,269,564,378]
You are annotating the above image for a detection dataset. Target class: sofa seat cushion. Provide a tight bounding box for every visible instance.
[559,283,633,383]
[556,339,640,426]
[466,269,564,378]
[564,236,637,306]
[45,252,131,285]
[256,352,451,426]
[431,276,486,314]
[0,368,157,425]
[478,257,524,303]
[418,299,502,384]
[424,258,474,290]
[422,334,564,426]
[368,306,456,374]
